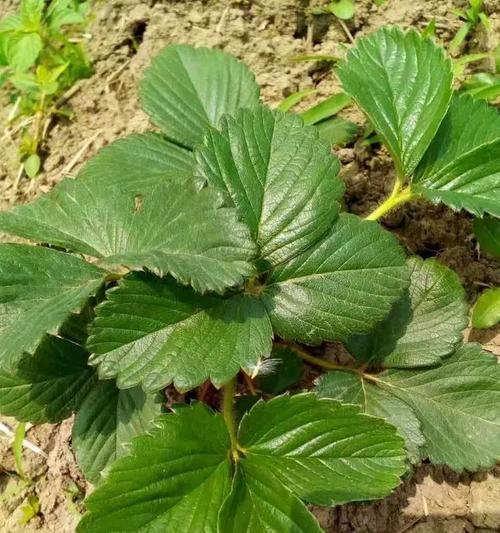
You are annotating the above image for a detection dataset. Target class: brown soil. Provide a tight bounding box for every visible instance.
[0,0,499,532]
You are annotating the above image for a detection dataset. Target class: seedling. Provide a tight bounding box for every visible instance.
[0,27,498,533]
[0,0,92,178]
[449,0,490,54]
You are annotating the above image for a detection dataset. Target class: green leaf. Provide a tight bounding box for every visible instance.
[218,464,322,533]
[413,95,500,217]
[471,287,500,329]
[0,177,256,294]
[300,92,352,125]
[77,403,231,533]
[316,371,425,462]
[338,27,453,177]
[347,257,468,368]
[23,153,40,178]
[0,335,96,423]
[238,393,407,505]
[316,116,359,146]
[72,380,162,484]
[375,343,500,471]
[6,32,42,71]
[88,272,272,392]
[474,216,500,257]
[0,245,105,369]
[195,105,343,267]
[78,133,194,185]
[140,44,261,148]
[277,88,317,112]
[258,346,303,394]
[329,0,355,19]
[262,213,408,343]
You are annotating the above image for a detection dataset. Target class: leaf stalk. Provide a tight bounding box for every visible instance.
[365,184,415,221]
[222,377,240,462]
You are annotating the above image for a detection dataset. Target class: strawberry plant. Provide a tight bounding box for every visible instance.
[0,26,498,532]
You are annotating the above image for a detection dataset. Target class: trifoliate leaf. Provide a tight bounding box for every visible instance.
[0,245,105,369]
[257,346,303,394]
[88,272,272,392]
[374,343,500,471]
[238,394,407,505]
[0,178,256,294]
[316,371,425,462]
[78,133,194,185]
[471,287,500,329]
[77,403,231,533]
[474,215,500,258]
[347,257,468,368]
[0,335,96,423]
[72,380,162,484]
[140,45,261,148]
[218,464,322,533]
[262,213,408,344]
[195,105,343,266]
[338,27,453,177]
[413,95,500,217]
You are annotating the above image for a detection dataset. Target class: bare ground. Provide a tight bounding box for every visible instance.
[0,0,499,531]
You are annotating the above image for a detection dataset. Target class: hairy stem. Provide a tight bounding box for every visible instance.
[223,377,240,461]
[365,185,415,221]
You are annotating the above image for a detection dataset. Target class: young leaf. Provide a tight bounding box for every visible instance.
[471,287,500,329]
[0,335,96,423]
[5,32,42,71]
[72,380,162,484]
[0,178,256,294]
[238,394,407,505]
[78,133,194,185]
[347,257,468,368]
[474,216,500,258]
[77,403,231,533]
[195,105,343,267]
[218,464,322,533]
[140,45,261,148]
[413,95,500,217]
[262,214,408,344]
[338,27,453,177]
[316,371,425,462]
[0,244,105,369]
[88,272,272,392]
[300,92,352,125]
[277,88,317,112]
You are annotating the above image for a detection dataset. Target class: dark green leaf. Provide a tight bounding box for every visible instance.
[0,245,105,369]
[471,287,500,329]
[338,27,453,177]
[414,95,500,217]
[376,343,500,471]
[140,45,260,148]
[0,178,256,294]
[238,393,407,505]
[77,403,231,532]
[88,272,272,392]
[347,257,468,368]
[473,216,500,258]
[0,335,96,423]
[195,105,343,267]
[258,346,303,394]
[316,371,425,462]
[72,381,162,484]
[262,214,408,343]
[218,464,322,533]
